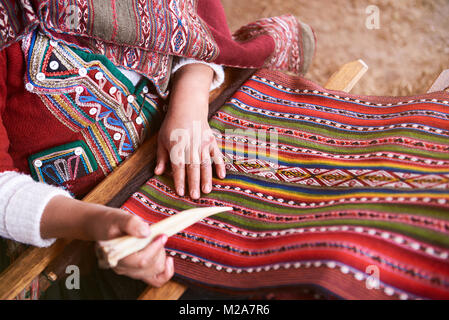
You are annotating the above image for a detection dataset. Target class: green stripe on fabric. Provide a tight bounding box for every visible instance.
[212,124,449,161]
[139,181,449,221]
[137,182,449,249]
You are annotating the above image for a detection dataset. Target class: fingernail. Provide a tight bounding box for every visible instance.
[203,184,211,193]
[191,190,200,199]
[177,187,184,196]
[161,235,168,245]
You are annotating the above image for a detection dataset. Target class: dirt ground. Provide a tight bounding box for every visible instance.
[221,0,449,96]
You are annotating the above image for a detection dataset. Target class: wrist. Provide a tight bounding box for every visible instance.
[40,196,101,240]
[168,67,212,119]
[173,63,214,86]
[170,64,213,105]
[166,98,209,121]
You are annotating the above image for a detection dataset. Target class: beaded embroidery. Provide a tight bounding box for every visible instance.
[28,141,97,186]
[22,30,162,175]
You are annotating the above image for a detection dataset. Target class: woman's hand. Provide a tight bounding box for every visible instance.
[155,63,226,199]
[41,195,174,287]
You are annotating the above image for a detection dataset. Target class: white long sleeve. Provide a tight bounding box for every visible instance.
[119,59,225,92]
[0,171,72,247]
[172,58,225,91]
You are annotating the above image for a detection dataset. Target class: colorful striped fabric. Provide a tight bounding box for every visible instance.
[121,69,449,300]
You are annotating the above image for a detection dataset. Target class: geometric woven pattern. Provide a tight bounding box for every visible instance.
[121,69,449,300]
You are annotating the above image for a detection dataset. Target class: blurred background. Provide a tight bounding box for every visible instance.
[221,0,449,96]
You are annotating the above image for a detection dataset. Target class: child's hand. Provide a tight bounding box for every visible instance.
[155,63,226,199]
[90,207,174,287]
[111,233,174,287]
[41,196,174,287]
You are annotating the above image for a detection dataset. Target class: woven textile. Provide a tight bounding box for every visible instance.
[121,69,449,300]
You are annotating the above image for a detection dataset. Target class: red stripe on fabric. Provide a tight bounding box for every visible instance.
[123,197,449,278]
[166,226,449,277]
[173,256,392,299]
[255,69,449,104]
[244,79,449,115]
[233,92,449,128]
[110,0,118,42]
[172,253,449,300]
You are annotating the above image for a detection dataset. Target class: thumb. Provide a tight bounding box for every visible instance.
[117,213,152,238]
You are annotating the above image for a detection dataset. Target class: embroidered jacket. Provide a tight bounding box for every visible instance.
[1,31,164,197]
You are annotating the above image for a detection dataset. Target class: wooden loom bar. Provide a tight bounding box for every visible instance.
[324,59,368,92]
[427,69,449,93]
